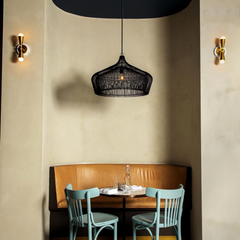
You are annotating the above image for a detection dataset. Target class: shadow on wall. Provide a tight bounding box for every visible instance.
[162,0,201,239]
[10,35,18,63]
[161,0,200,164]
[214,38,221,65]
[42,195,49,240]
[54,73,109,111]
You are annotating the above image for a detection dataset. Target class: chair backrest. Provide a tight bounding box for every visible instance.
[146,184,185,228]
[65,183,99,227]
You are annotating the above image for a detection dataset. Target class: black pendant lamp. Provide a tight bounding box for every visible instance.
[91,0,153,97]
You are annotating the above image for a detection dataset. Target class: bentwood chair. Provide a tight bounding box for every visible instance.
[65,184,118,240]
[132,184,185,240]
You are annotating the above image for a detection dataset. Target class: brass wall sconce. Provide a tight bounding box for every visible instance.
[15,33,30,62]
[214,36,226,64]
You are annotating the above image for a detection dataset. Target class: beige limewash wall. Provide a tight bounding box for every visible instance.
[0,0,201,240]
[45,0,200,167]
[0,0,45,239]
[200,0,240,239]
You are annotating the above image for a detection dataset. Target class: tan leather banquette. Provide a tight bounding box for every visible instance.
[53,163,189,209]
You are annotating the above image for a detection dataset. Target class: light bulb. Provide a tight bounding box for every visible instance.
[18,57,24,62]
[120,73,124,81]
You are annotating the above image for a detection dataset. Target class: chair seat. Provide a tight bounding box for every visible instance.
[132,212,178,227]
[82,212,118,225]
[132,212,155,224]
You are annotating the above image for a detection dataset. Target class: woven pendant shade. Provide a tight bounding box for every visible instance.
[92,55,152,97]
[91,0,152,97]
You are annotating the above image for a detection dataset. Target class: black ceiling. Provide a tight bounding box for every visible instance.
[52,0,192,19]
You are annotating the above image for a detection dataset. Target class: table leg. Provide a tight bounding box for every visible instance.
[122,198,126,240]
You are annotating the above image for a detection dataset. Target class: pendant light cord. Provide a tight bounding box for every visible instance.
[121,0,124,56]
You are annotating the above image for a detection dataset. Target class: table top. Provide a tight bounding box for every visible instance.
[100,187,146,198]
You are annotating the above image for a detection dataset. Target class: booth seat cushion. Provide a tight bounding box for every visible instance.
[54,164,187,209]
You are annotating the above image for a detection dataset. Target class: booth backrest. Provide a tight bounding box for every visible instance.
[50,164,191,209]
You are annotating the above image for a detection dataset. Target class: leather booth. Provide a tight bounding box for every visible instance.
[49,164,192,239]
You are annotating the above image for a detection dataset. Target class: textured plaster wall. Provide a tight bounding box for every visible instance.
[0,0,45,239]
[45,2,200,165]
[200,0,240,239]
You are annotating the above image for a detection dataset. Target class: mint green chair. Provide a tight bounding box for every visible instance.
[65,184,118,240]
[132,184,185,240]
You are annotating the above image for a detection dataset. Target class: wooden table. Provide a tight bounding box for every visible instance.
[100,187,146,240]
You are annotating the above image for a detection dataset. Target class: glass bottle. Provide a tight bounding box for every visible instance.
[124,165,131,191]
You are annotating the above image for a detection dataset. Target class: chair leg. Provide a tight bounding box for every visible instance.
[173,226,178,240]
[133,222,137,240]
[145,227,154,240]
[173,225,181,240]
[177,224,181,240]
[155,227,159,240]
[88,224,92,240]
[73,226,78,240]
[93,227,97,240]
[69,223,73,240]
[114,222,118,240]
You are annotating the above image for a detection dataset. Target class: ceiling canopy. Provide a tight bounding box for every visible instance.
[52,0,192,19]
